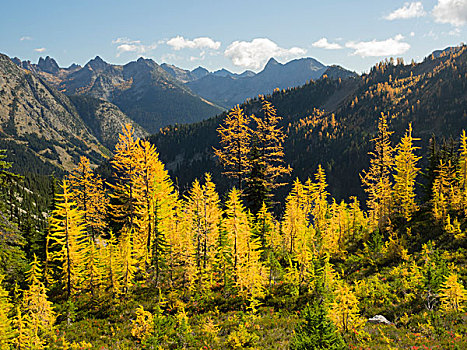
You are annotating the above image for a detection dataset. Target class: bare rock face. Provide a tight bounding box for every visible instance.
[368,315,391,325]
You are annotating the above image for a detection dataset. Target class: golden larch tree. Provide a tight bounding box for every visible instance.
[109,124,140,233]
[215,106,252,190]
[185,174,222,291]
[439,273,467,312]
[360,112,394,230]
[0,275,13,348]
[393,123,421,221]
[21,255,56,348]
[68,156,108,238]
[47,180,87,299]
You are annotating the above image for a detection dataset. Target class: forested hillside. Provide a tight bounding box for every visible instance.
[150,45,467,202]
[0,45,466,350]
[0,109,466,348]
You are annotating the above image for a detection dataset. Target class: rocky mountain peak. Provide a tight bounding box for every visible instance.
[85,56,108,71]
[37,56,60,74]
[264,57,281,70]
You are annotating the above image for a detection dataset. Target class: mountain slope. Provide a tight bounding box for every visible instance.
[68,95,149,149]
[0,53,109,174]
[149,45,467,200]
[36,56,224,133]
[185,57,356,108]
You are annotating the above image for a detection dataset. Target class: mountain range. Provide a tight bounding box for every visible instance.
[3,46,464,185]
[149,45,467,201]
[15,55,225,134]
[162,57,357,108]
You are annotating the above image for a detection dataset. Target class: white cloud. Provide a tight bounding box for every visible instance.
[312,38,342,50]
[34,48,46,53]
[20,36,32,41]
[424,30,439,39]
[345,34,410,57]
[166,36,221,50]
[410,31,415,37]
[190,51,207,62]
[449,27,462,35]
[432,0,467,26]
[111,37,157,57]
[224,38,306,70]
[385,2,426,20]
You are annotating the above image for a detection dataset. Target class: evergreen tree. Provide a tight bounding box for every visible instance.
[290,301,347,350]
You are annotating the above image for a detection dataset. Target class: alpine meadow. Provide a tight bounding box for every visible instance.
[1,1,467,349]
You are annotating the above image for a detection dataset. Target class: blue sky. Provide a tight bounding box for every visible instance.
[0,0,465,73]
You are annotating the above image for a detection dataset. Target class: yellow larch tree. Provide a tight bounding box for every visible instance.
[165,199,196,291]
[308,165,330,248]
[20,254,56,348]
[322,200,345,257]
[101,232,121,295]
[254,98,291,188]
[456,130,467,214]
[224,188,250,276]
[282,179,314,284]
[119,226,137,295]
[0,275,14,348]
[246,98,291,212]
[215,105,252,191]
[329,281,363,334]
[47,179,87,299]
[439,273,467,312]
[185,174,222,291]
[132,139,176,285]
[13,305,30,349]
[393,123,421,221]
[68,156,108,238]
[81,236,103,298]
[432,160,455,221]
[109,124,140,234]
[360,112,394,230]
[225,188,267,299]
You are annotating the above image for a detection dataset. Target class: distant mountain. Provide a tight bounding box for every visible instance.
[26,56,224,134]
[149,45,467,201]
[161,64,255,82]
[212,68,235,77]
[0,53,107,174]
[37,56,59,74]
[1,53,149,175]
[191,66,210,80]
[186,57,356,108]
